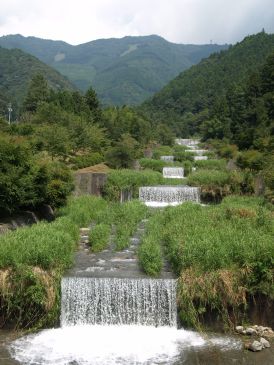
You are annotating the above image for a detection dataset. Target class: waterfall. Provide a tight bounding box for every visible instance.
[163,167,184,179]
[194,156,208,161]
[139,186,200,206]
[175,138,199,147]
[186,149,207,155]
[61,277,177,327]
[160,155,174,162]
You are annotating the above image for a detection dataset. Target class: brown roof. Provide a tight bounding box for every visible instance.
[76,163,111,174]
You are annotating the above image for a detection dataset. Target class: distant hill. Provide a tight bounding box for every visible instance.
[0,34,228,105]
[142,32,274,135]
[0,46,75,118]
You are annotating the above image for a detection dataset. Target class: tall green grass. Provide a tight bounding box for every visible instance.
[89,223,111,252]
[0,217,78,270]
[103,169,163,201]
[194,159,227,170]
[139,158,175,172]
[113,200,148,250]
[138,210,164,276]
[57,195,108,226]
[137,196,273,328]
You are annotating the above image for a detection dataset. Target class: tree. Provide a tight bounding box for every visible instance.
[105,134,140,168]
[154,124,175,146]
[85,87,102,121]
[22,74,49,113]
[35,125,72,159]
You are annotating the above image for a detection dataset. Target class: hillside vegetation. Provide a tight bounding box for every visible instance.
[0,34,227,105]
[0,47,75,117]
[142,32,274,140]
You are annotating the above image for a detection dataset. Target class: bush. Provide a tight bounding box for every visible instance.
[139,158,174,172]
[152,146,173,159]
[70,152,104,170]
[89,223,111,252]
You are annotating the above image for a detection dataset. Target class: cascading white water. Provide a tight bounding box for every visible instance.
[61,277,177,327]
[160,155,174,162]
[9,267,243,365]
[175,138,199,147]
[185,149,207,155]
[194,156,208,161]
[139,186,200,206]
[163,167,184,179]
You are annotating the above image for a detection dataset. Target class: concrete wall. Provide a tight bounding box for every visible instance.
[74,172,108,196]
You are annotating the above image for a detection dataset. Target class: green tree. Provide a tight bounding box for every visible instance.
[22,74,49,113]
[35,125,72,159]
[105,133,140,168]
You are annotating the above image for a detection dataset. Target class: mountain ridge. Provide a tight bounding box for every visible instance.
[0,46,75,118]
[0,34,228,105]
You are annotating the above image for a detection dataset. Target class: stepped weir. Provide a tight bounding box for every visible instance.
[160,155,174,162]
[61,277,177,327]
[139,186,200,206]
[163,167,184,179]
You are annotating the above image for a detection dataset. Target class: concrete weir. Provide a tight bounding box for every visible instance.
[163,167,184,179]
[139,186,200,207]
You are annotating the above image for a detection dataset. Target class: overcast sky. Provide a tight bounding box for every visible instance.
[1,0,273,45]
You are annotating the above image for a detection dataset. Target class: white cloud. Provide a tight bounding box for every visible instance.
[0,0,273,44]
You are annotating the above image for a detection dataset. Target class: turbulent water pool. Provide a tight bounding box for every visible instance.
[1,327,274,365]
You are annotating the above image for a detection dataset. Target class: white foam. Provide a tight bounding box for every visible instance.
[9,325,205,365]
[144,202,183,207]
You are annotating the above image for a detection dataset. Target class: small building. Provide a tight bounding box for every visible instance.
[74,164,110,196]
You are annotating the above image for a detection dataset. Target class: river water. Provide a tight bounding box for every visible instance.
[1,215,273,365]
[1,327,274,365]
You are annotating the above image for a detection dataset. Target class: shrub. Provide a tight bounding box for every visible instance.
[70,152,104,170]
[139,158,174,172]
[152,146,173,159]
[236,150,264,171]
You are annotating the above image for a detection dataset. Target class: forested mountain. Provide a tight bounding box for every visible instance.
[142,31,274,143]
[0,34,228,105]
[0,47,75,118]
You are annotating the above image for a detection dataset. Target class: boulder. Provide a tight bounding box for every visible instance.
[249,340,263,352]
[260,337,270,348]
[236,326,244,334]
[246,327,257,335]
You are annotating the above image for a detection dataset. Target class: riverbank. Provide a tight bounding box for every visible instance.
[0,194,273,331]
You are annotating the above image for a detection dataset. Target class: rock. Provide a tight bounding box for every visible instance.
[249,340,263,352]
[80,239,89,244]
[260,337,270,348]
[236,326,244,334]
[246,327,257,335]
[244,341,252,350]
